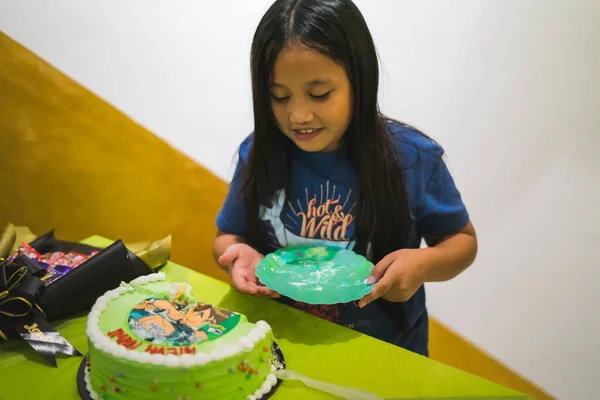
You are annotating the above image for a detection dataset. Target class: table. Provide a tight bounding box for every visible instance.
[0,236,529,400]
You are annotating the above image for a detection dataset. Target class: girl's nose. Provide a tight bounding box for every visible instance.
[288,99,314,124]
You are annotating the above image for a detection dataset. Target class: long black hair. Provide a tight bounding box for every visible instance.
[243,0,413,263]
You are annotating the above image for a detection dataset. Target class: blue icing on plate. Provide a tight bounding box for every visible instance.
[256,245,374,304]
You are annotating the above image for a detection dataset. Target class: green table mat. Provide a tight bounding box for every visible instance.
[0,236,529,400]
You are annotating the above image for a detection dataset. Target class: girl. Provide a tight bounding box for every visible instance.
[212,0,477,356]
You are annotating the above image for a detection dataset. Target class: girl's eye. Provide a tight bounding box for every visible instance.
[311,91,331,101]
[271,94,289,103]
[271,91,331,102]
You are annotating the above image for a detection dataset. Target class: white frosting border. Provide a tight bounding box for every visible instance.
[86,272,272,368]
[83,365,98,400]
[84,362,278,400]
[247,370,278,400]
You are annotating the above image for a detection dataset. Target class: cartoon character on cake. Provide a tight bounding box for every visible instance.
[127,288,240,346]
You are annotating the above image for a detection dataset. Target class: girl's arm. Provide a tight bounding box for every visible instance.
[421,220,477,282]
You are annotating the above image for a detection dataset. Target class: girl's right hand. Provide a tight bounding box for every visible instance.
[217,243,280,298]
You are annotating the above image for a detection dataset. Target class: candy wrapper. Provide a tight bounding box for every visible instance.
[0,230,161,367]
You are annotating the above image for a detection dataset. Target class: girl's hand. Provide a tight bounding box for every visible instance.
[358,248,429,308]
[218,243,280,298]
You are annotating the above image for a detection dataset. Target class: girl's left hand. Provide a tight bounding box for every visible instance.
[358,248,430,308]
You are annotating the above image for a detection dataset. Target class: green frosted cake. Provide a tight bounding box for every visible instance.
[85,272,277,399]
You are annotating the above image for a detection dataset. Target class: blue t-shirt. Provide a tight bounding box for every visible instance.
[216,122,469,356]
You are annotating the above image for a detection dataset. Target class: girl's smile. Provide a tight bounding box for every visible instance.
[291,127,325,141]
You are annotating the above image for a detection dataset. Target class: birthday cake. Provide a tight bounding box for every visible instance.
[85,273,277,400]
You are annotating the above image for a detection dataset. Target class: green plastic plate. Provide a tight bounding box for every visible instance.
[256,245,375,304]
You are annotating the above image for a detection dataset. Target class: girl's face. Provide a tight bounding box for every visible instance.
[270,44,353,152]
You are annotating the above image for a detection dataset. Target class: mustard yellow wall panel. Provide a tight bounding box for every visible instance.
[0,31,552,400]
[430,319,554,399]
[0,31,229,283]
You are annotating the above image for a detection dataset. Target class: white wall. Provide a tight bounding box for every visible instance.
[1,1,598,398]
